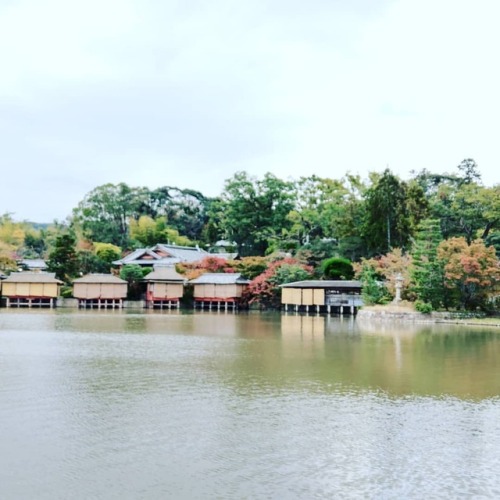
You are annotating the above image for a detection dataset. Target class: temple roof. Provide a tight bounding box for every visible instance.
[2,272,62,284]
[280,280,362,289]
[143,267,186,282]
[189,273,249,285]
[73,274,127,284]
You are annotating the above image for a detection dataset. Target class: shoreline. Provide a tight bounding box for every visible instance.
[2,299,500,328]
[358,305,500,328]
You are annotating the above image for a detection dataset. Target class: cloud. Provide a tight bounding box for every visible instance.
[1,0,498,221]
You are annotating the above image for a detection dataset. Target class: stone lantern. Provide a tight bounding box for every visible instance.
[394,273,403,304]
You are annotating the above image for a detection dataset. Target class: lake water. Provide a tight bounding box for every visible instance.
[0,309,499,499]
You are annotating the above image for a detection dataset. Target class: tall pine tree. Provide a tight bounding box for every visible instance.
[410,219,447,310]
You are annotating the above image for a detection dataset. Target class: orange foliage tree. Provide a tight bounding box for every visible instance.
[354,248,413,300]
[437,237,500,310]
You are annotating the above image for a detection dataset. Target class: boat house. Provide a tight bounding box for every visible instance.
[143,266,186,309]
[1,272,62,308]
[190,273,250,310]
[281,280,363,315]
[72,274,128,309]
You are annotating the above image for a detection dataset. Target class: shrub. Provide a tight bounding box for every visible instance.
[120,264,146,299]
[358,264,392,305]
[321,257,354,280]
[415,300,433,314]
[60,285,73,298]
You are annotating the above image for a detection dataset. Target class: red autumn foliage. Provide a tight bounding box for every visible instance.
[243,257,313,308]
[177,255,236,280]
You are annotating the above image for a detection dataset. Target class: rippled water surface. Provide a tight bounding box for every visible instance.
[0,309,499,499]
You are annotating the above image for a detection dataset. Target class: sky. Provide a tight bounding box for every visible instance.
[1,0,499,222]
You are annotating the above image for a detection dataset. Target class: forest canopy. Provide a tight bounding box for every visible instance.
[1,160,499,312]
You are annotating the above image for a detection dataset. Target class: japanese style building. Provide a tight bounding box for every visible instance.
[113,243,209,268]
[18,259,48,272]
[190,273,250,311]
[281,280,363,315]
[72,274,128,309]
[143,266,186,309]
[1,272,62,308]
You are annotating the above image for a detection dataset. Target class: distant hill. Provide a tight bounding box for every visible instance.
[28,222,52,230]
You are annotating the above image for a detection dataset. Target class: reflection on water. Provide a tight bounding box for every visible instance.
[0,309,499,499]
[279,313,500,399]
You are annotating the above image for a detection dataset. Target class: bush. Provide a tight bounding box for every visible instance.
[415,300,433,314]
[358,264,392,305]
[120,264,146,299]
[60,285,73,298]
[321,257,354,280]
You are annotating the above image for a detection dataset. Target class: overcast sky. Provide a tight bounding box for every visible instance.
[1,0,499,222]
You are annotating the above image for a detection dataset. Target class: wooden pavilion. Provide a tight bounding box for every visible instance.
[143,266,186,309]
[280,280,363,315]
[72,274,128,309]
[1,272,62,308]
[189,273,250,311]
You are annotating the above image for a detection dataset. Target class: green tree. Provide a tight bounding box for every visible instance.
[287,174,367,261]
[94,242,122,265]
[405,180,429,235]
[412,161,499,243]
[216,172,295,256]
[285,175,344,246]
[120,264,150,300]
[457,158,482,185]
[328,174,367,261]
[0,213,26,247]
[78,250,108,275]
[0,255,17,273]
[357,263,391,305]
[485,231,500,258]
[411,219,447,310]
[47,232,80,283]
[77,242,122,274]
[295,238,339,274]
[449,183,500,243]
[23,231,47,258]
[129,216,193,247]
[362,169,412,255]
[72,183,148,248]
[143,187,210,242]
[234,256,268,280]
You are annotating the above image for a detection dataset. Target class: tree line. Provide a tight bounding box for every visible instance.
[1,159,499,312]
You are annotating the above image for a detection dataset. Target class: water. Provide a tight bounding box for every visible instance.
[0,309,499,499]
